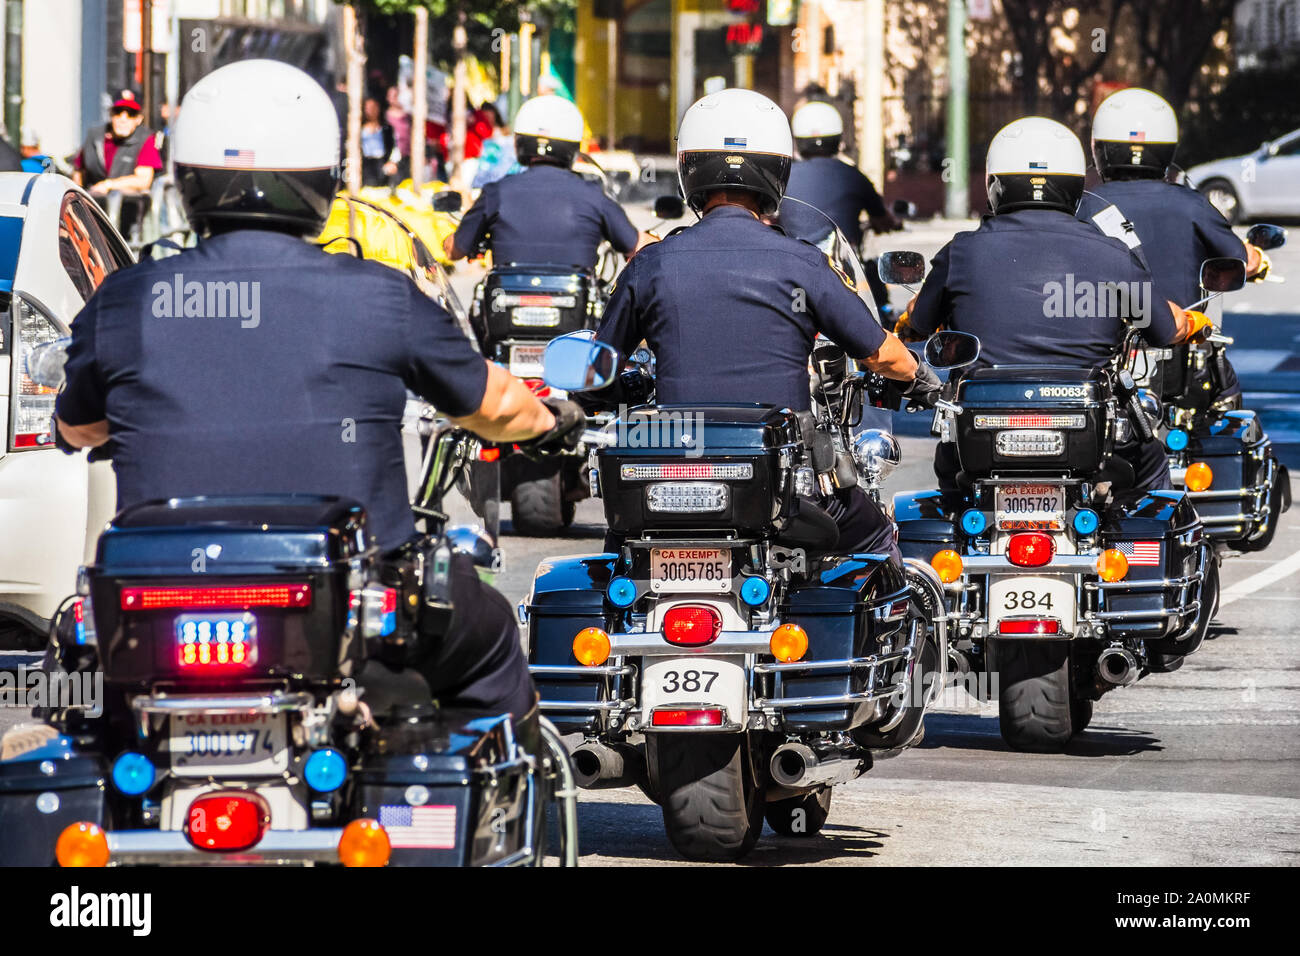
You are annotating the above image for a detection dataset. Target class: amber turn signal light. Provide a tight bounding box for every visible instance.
[769,623,809,663]
[338,819,391,867]
[1096,548,1129,582]
[931,549,964,584]
[572,627,611,666]
[1184,462,1213,492]
[56,822,110,868]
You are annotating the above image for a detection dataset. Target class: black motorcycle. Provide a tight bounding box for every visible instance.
[884,251,1221,753]
[0,344,578,868]
[522,200,947,862]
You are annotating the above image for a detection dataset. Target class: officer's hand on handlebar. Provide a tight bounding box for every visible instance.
[516,398,588,458]
[1182,308,1215,344]
[900,363,943,409]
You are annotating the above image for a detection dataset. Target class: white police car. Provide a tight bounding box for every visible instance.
[0,171,128,646]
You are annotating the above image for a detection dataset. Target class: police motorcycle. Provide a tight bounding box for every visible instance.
[521,199,947,862]
[0,342,579,868]
[1135,224,1290,553]
[429,157,662,537]
[884,250,1224,753]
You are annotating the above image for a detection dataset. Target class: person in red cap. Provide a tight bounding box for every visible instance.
[73,95,163,237]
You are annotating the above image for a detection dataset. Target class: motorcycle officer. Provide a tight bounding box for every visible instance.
[592,89,935,564]
[785,101,901,320]
[897,117,1201,501]
[53,60,586,739]
[443,94,643,269]
[1079,87,1270,406]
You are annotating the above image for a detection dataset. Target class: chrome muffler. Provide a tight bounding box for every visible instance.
[768,742,867,790]
[570,740,644,790]
[1096,645,1139,688]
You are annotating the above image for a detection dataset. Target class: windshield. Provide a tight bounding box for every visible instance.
[769,196,882,327]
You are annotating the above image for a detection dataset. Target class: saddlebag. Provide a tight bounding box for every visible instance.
[0,742,106,867]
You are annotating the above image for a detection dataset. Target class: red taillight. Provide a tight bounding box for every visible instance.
[661,605,722,646]
[1006,533,1054,568]
[652,708,724,727]
[998,619,1061,635]
[518,294,554,307]
[185,791,271,852]
[479,446,501,462]
[120,584,311,611]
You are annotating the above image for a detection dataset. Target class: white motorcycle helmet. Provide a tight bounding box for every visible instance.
[1091,87,1179,181]
[985,116,1086,215]
[677,88,793,214]
[514,94,584,167]
[172,59,340,236]
[791,101,844,157]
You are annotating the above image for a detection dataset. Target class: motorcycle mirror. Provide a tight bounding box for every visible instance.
[653,195,685,220]
[28,337,71,389]
[923,330,981,370]
[1245,223,1287,251]
[877,250,925,286]
[1199,256,1247,294]
[542,333,619,392]
[891,199,916,219]
[431,190,462,214]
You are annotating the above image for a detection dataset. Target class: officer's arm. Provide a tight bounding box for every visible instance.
[444,189,493,261]
[450,363,556,441]
[808,259,917,382]
[55,297,111,449]
[861,331,918,380]
[57,419,109,448]
[601,195,642,259]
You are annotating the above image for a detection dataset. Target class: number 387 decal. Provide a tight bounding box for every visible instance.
[661,670,720,694]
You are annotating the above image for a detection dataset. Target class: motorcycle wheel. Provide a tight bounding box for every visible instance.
[647,733,764,862]
[764,787,832,837]
[996,641,1075,753]
[510,473,572,536]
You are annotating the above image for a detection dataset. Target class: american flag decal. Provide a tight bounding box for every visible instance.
[723,136,747,148]
[1029,161,1048,169]
[378,804,458,849]
[1117,541,1161,566]
[223,148,255,168]
[1128,130,1147,142]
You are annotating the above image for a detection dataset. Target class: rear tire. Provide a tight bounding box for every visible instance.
[510,473,566,536]
[1070,696,1094,734]
[996,641,1075,753]
[648,733,763,862]
[764,787,831,837]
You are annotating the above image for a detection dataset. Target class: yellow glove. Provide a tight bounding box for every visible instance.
[1183,309,1214,343]
[1249,246,1272,282]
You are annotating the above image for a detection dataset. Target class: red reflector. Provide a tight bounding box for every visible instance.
[1006,532,1054,568]
[120,584,311,611]
[518,294,554,307]
[479,446,501,462]
[652,708,724,727]
[661,605,722,646]
[185,791,271,852]
[998,619,1061,635]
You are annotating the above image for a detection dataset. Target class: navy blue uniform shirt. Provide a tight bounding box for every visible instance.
[453,163,639,269]
[1077,180,1247,310]
[57,230,488,551]
[595,205,887,412]
[785,155,887,247]
[906,209,1179,369]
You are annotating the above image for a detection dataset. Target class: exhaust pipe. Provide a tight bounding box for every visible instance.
[571,741,644,790]
[1096,646,1139,688]
[768,742,867,790]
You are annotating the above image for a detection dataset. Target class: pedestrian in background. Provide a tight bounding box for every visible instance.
[72,94,163,239]
[360,96,398,187]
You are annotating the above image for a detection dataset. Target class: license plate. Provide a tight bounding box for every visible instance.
[168,713,289,776]
[995,482,1065,530]
[641,657,747,725]
[987,575,1076,635]
[508,344,546,377]
[650,548,732,592]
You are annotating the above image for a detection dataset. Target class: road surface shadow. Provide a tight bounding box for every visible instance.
[919,713,1162,756]
[501,520,606,540]
[568,799,890,865]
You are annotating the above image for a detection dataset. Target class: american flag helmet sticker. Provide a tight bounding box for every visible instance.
[223,148,255,168]
[1127,130,1147,142]
[378,804,458,849]
[723,136,747,148]
[1028,160,1048,170]
[1116,541,1161,566]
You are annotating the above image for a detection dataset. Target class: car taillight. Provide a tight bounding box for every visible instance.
[998,619,1061,635]
[1006,532,1054,567]
[120,584,311,611]
[10,297,64,451]
[185,791,271,852]
[661,605,722,646]
[651,708,724,727]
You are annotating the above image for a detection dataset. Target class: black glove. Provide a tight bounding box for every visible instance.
[901,363,942,409]
[517,398,586,458]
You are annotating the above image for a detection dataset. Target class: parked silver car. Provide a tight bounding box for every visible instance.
[1186,128,1300,223]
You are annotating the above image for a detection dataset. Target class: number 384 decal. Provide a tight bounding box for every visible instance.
[1002,590,1054,610]
[661,670,720,694]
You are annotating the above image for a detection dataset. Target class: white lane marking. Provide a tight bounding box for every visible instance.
[1219,547,1300,608]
